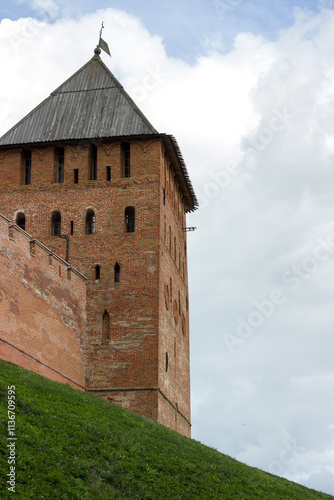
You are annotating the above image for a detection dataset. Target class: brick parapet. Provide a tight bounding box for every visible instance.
[0,214,87,390]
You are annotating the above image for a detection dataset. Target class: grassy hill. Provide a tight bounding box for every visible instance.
[0,360,332,500]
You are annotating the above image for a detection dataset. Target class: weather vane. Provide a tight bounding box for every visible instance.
[97,21,111,57]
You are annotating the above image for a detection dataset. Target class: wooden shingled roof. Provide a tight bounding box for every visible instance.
[0,51,158,144]
[0,48,198,211]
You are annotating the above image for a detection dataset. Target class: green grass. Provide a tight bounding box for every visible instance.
[0,360,332,500]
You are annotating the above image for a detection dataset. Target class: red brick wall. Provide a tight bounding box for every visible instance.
[96,389,159,422]
[158,149,191,437]
[0,137,191,436]
[0,215,86,390]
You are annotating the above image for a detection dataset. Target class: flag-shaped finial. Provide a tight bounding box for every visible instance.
[98,21,111,57]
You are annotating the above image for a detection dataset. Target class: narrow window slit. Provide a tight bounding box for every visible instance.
[102,310,110,341]
[95,265,101,281]
[114,262,120,282]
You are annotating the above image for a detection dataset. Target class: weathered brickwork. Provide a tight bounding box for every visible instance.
[0,136,192,436]
[0,51,197,437]
[0,215,86,390]
[157,150,191,432]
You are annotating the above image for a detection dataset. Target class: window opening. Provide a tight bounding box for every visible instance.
[74,169,79,184]
[51,211,61,236]
[16,213,26,231]
[22,150,31,185]
[166,352,169,372]
[114,262,120,282]
[90,144,97,180]
[102,310,110,341]
[106,165,111,181]
[70,221,74,235]
[165,284,170,310]
[95,265,100,281]
[55,148,64,183]
[86,209,95,234]
[122,142,130,178]
[125,206,135,233]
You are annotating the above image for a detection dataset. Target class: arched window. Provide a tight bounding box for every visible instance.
[114,262,120,282]
[86,209,95,234]
[51,211,61,236]
[125,206,135,233]
[16,213,26,231]
[102,310,110,341]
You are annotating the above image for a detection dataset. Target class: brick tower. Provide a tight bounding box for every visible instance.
[0,46,198,437]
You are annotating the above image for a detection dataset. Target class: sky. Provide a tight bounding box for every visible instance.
[1,0,334,495]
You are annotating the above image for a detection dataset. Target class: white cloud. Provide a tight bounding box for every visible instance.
[187,8,334,495]
[1,5,334,496]
[13,0,70,20]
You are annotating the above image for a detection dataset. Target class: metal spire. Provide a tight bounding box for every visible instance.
[99,21,104,40]
[98,21,111,57]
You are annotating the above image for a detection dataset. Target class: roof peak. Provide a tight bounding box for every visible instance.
[0,52,157,146]
[0,49,198,211]
[91,45,101,61]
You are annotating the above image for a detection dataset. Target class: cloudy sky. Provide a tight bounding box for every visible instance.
[1,0,334,495]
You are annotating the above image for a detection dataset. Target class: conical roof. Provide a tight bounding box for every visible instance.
[0,50,157,146]
[0,49,198,211]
